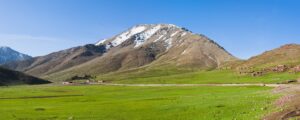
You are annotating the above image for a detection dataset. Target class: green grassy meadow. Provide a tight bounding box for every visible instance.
[97,69,300,84]
[0,85,278,120]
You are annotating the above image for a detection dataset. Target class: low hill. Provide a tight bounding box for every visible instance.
[0,67,50,86]
[238,44,300,68]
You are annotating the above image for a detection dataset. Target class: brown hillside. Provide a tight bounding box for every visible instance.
[239,44,300,68]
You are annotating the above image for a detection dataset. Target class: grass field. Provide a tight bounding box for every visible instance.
[97,69,300,84]
[0,85,278,120]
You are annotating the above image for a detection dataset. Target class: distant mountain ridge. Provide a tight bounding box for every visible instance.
[3,24,238,81]
[0,46,32,64]
[2,44,106,76]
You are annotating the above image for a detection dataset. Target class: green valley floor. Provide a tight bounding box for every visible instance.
[98,70,300,84]
[0,85,278,120]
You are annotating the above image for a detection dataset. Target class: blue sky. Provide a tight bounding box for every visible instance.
[0,0,299,59]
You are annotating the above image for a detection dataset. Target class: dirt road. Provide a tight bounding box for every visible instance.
[97,83,284,87]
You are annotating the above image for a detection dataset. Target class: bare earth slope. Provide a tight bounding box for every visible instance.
[237,44,300,68]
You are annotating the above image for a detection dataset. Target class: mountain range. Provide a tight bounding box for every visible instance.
[3,24,237,81]
[1,24,299,83]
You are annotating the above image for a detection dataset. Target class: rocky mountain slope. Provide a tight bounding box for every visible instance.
[0,46,31,64]
[0,67,50,86]
[96,24,235,69]
[3,24,237,81]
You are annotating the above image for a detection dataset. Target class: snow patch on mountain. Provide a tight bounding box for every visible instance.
[171,31,179,37]
[154,35,164,42]
[112,26,146,47]
[181,49,188,55]
[106,43,113,49]
[181,32,187,37]
[95,24,186,50]
[95,39,107,46]
[134,25,161,48]
[167,24,180,29]
[165,38,173,50]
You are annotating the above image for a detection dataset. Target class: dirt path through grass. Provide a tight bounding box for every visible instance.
[96,83,285,87]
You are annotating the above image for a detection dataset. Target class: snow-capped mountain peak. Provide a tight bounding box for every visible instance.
[0,47,32,64]
[111,25,146,47]
[4,24,237,80]
[95,24,190,50]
